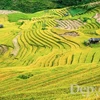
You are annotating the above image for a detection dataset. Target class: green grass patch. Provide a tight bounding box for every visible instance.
[8,13,29,22]
[69,7,86,16]
[68,5,96,16]
[7,11,49,22]
[91,43,100,48]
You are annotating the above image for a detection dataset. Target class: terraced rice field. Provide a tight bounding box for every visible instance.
[0,2,100,100]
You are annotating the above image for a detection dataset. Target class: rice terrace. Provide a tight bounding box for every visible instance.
[0,0,100,100]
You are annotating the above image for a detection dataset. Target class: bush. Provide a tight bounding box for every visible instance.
[42,23,47,30]
[42,27,47,30]
[84,40,90,46]
[16,21,24,25]
[0,24,4,28]
[82,17,89,22]
[17,73,33,79]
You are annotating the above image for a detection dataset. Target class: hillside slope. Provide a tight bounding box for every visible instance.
[0,1,100,100]
[0,2,100,67]
[0,63,100,100]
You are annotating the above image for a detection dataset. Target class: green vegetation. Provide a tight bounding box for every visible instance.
[8,13,29,22]
[91,43,100,48]
[68,5,96,16]
[59,0,99,5]
[17,73,33,79]
[0,0,99,13]
[0,0,63,13]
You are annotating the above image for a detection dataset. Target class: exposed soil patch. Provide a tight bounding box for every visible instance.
[89,1,100,6]
[0,10,18,14]
[0,45,8,55]
[94,13,100,23]
[60,31,79,37]
[11,33,21,57]
[56,19,83,30]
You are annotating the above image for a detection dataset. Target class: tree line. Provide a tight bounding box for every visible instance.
[56,0,99,5]
[0,0,99,13]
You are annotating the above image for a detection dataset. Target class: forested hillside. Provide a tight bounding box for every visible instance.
[0,0,99,13]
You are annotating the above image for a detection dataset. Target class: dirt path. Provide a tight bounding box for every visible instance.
[89,1,100,6]
[11,33,21,56]
[94,13,100,23]
[0,10,18,14]
[0,45,8,54]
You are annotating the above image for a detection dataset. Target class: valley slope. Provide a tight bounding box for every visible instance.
[0,1,100,100]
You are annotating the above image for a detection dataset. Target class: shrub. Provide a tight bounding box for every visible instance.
[82,17,89,22]
[16,21,24,25]
[42,27,47,30]
[17,73,33,79]
[42,23,47,30]
[84,40,90,46]
[0,24,4,28]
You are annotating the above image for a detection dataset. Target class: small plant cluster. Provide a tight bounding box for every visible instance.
[17,73,33,79]
[0,24,4,28]
[16,21,24,26]
[84,40,90,46]
[42,23,47,30]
